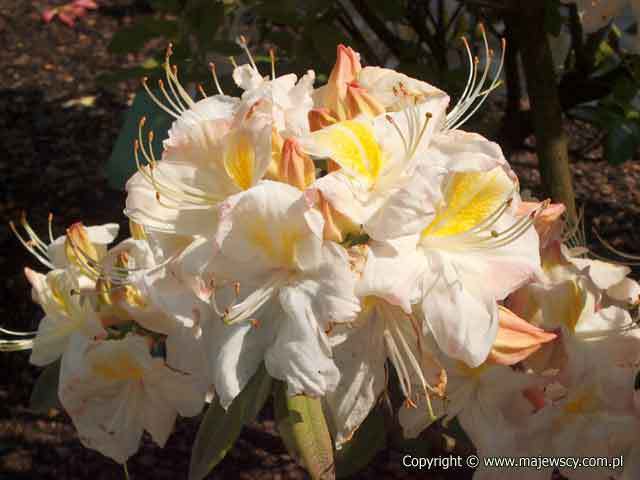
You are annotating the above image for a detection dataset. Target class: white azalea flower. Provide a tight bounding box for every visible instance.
[179,181,360,407]
[59,333,205,464]
[126,44,314,238]
[399,166,541,367]
[24,267,106,366]
[325,244,445,447]
[11,217,119,289]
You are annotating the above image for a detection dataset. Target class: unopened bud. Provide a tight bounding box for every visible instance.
[308,108,338,132]
[488,306,557,366]
[346,82,386,118]
[278,138,315,190]
[517,201,566,248]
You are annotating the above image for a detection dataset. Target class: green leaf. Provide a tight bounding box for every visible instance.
[274,382,335,480]
[184,0,225,47]
[105,87,174,190]
[335,406,386,478]
[605,120,640,165]
[29,360,61,413]
[109,18,179,54]
[189,365,272,480]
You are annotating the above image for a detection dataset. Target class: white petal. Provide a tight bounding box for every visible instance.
[265,286,340,396]
[421,258,499,367]
[324,315,386,447]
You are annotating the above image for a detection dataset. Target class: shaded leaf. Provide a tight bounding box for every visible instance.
[29,360,61,413]
[335,406,386,478]
[109,18,179,54]
[605,120,640,165]
[105,87,173,190]
[189,365,272,480]
[274,382,335,480]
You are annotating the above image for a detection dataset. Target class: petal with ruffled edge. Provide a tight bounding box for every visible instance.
[323,312,386,447]
[265,286,340,397]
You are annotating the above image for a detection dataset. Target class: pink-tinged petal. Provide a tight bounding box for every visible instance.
[523,387,547,412]
[517,201,565,248]
[345,82,385,118]
[308,107,337,132]
[74,0,98,9]
[488,306,557,366]
[322,45,361,119]
[277,138,315,190]
[58,11,76,27]
[42,8,58,23]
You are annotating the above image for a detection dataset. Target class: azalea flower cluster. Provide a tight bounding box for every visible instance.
[5,34,640,479]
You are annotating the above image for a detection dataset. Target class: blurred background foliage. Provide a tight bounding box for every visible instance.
[104,0,640,203]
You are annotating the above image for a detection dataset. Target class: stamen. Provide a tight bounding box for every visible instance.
[236,35,259,72]
[269,48,276,80]
[383,329,412,399]
[158,78,185,116]
[445,26,506,131]
[0,338,34,352]
[197,84,207,99]
[385,114,408,152]
[209,63,224,95]
[222,274,285,325]
[141,77,180,119]
[229,56,238,69]
[10,220,54,269]
[0,327,36,336]
[48,212,54,243]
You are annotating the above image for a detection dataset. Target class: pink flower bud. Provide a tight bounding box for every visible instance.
[517,200,565,248]
[278,138,315,190]
[488,306,557,366]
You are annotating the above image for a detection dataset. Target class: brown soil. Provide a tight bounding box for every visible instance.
[0,1,637,479]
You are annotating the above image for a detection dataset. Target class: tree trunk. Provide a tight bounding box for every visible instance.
[512,2,577,224]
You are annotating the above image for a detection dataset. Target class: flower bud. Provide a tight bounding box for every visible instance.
[308,108,338,132]
[324,45,361,120]
[517,201,565,248]
[346,82,386,118]
[278,138,315,190]
[487,306,557,366]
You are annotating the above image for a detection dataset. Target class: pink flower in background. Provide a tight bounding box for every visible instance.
[42,0,98,27]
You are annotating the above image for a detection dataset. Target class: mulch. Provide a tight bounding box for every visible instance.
[0,1,638,479]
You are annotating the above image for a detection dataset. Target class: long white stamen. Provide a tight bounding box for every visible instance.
[384,329,412,400]
[209,63,224,95]
[222,273,286,325]
[445,27,506,131]
[141,77,180,119]
[10,221,54,269]
[269,48,276,80]
[0,327,37,336]
[0,338,34,352]
[158,78,185,116]
[237,35,259,72]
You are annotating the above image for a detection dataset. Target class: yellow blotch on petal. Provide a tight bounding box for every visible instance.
[224,130,256,191]
[90,350,145,381]
[422,167,513,238]
[248,220,301,268]
[311,120,385,184]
